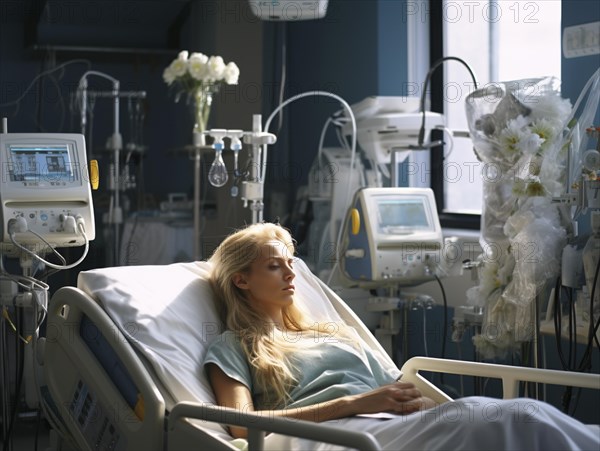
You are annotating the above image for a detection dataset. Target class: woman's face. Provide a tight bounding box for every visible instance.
[233,240,296,323]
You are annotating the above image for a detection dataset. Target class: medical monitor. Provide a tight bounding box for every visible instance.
[375,198,432,233]
[0,133,95,253]
[7,143,76,183]
[341,187,443,288]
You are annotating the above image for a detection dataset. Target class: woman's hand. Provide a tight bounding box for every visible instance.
[346,382,437,416]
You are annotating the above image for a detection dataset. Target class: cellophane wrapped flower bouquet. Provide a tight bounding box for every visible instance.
[163,50,239,139]
[465,77,573,359]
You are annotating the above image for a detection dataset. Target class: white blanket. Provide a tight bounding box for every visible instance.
[267,397,600,451]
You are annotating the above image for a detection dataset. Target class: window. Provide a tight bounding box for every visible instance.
[429,0,562,223]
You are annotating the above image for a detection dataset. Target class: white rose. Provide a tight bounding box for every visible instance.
[223,62,240,85]
[162,66,176,84]
[178,50,189,60]
[168,58,188,78]
[207,56,226,81]
[188,54,209,81]
[189,52,208,64]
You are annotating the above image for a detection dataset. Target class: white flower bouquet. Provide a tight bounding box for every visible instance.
[465,77,573,358]
[163,51,240,135]
[163,50,240,90]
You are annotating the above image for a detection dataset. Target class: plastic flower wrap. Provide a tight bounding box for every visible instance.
[465,77,572,359]
[163,51,239,135]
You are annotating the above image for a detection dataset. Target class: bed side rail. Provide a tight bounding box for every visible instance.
[168,402,381,451]
[401,356,600,400]
[42,286,167,451]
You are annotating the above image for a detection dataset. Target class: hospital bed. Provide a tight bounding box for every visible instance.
[40,260,600,451]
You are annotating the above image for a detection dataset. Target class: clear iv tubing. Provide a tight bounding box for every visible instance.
[263,91,357,280]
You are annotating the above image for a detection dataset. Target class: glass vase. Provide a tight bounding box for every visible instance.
[191,84,217,147]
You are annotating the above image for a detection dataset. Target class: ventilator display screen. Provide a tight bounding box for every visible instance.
[8,144,75,182]
[376,198,431,232]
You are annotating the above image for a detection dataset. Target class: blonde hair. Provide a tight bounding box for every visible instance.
[209,223,335,407]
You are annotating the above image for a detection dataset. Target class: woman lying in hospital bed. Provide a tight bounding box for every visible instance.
[204,223,600,451]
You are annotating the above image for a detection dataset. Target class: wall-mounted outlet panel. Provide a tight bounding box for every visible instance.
[563,21,600,58]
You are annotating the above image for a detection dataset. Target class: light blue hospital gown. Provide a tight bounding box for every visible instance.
[203,329,399,409]
[203,330,600,451]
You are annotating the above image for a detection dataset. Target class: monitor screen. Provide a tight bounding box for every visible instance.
[376,197,431,233]
[8,144,75,182]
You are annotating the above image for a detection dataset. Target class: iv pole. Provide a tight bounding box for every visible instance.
[191,131,210,261]
[79,72,146,265]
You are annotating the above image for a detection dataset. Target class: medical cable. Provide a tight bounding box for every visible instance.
[0,274,49,340]
[331,113,367,187]
[417,56,478,150]
[0,59,91,114]
[422,305,429,357]
[0,258,50,293]
[123,213,140,265]
[440,126,455,159]
[334,117,351,149]
[0,256,50,447]
[456,342,465,397]
[37,53,67,132]
[1,308,24,451]
[434,273,449,385]
[315,115,351,194]
[26,229,68,267]
[553,281,580,410]
[1,308,30,344]
[577,251,600,372]
[315,117,335,195]
[263,90,357,185]
[0,313,10,446]
[8,222,90,271]
[552,272,599,414]
[276,22,288,134]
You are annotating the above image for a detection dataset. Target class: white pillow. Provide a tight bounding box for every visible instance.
[78,261,221,409]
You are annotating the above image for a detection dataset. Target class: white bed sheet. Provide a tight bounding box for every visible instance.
[270,397,600,451]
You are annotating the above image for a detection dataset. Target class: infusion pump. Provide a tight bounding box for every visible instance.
[340,187,443,288]
[0,133,95,256]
